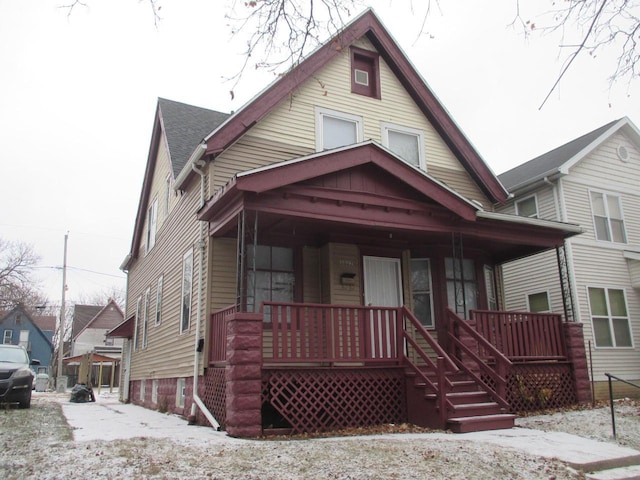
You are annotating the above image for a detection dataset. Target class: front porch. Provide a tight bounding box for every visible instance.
[202,303,589,437]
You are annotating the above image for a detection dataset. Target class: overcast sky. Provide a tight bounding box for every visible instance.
[1,0,638,307]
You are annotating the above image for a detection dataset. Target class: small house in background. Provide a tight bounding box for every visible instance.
[67,299,124,387]
[0,305,54,372]
[497,117,640,400]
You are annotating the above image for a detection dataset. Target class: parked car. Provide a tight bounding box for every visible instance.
[0,345,39,408]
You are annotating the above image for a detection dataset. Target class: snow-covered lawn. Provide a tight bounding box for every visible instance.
[1,390,638,479]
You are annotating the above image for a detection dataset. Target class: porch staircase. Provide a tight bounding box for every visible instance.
[401,307,516,434]
[406,368,516,433]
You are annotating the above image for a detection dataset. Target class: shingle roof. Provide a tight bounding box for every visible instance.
[158,98,230,178]
[72,305,103,338]
[498,119,620,191]
[32,315,56,332]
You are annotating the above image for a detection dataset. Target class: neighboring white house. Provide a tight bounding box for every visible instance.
[497,117,640,400]
[71,300,125,358]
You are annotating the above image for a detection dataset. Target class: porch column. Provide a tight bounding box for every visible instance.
[225,312,263,438]
[563,322,591,404]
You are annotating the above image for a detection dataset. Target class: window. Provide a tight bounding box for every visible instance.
[3,330,12,344]
[484,266,498,311]
[19,330,29,351]
[155,276,163,325]
[516,195,538,218]
[140,379,146,401]
[142,287,150,348]
[133,297,141,351]
[247,245,295,317]
[381,123,425,169]
[410,259,434,328]
[527,291,550,312]
[180,249,194,333]
[176,378,186,408]
[350,47,380,99]
[146,198,158,253]
[315,107,363,151]
[590,191,626,243]
[445,258,477,318]
[588,287,633,348]
[152,379,158,404]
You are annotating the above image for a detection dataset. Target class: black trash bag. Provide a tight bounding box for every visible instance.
[69,383,96,403]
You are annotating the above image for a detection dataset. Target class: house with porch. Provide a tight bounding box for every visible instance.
[67,300,124,387]
[497,117,640,400]
[115,9,590,437]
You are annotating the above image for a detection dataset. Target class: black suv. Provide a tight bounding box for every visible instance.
[0,344,39,408]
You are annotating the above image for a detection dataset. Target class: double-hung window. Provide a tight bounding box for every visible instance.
[146,198,158,254]
[590,191,626,243]
[588,287,633,347]
[410,259,434,328]
[142,287,150,348]
[3,330,12,344]
[246,245,294,320]
[316,107,363,151]
[155,275,163,325]
[381,123,425,170]
[180,250,194,333]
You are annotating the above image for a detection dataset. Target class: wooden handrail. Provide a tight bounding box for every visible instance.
[446,308,512,409]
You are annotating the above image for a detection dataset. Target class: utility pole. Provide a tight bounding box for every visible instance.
[56,232,69,393]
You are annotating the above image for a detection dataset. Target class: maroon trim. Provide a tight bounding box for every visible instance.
[203,10,507,203]
[126,103,165,267]
[199,144,478,223]
[350,46,381,99]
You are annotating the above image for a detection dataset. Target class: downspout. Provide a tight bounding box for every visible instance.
[189,148,220,430]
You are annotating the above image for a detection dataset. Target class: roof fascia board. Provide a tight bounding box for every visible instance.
[559,117,631,174]
[477,210,583,235]
[202,10,507,204]
[126,102,165,268]
[363,30,508,203]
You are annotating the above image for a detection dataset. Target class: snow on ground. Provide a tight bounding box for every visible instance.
[1,390,639,480]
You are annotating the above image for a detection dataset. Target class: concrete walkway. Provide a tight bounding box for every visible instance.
[52,391,640,479]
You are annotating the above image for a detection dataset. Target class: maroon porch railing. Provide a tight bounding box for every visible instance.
[209,304,236,365]
[447,309,512,409]
[263,302,403,364]
[470,310,567,361]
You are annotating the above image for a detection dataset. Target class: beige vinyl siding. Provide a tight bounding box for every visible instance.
[303,246,322,304]
[126,172,207,381]
[324,243,362,306]
[209,237,237,311]
[209,35,485,202]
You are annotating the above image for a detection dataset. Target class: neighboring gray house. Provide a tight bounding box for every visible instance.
[497,117,640,400]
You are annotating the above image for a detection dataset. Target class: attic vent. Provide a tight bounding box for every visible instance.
[354,69,369,86]
[617,145,629,162]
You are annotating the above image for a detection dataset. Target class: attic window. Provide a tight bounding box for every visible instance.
[351,47,380,99]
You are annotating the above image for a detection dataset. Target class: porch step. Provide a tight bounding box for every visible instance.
[426,390,491,405]
[447,413,516,433]
[450,401,504,417]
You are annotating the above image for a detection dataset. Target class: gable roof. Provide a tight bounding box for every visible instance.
[158,98,230,178]
[194,9,508,204]
[499,117,640,192]
[72,300,124,340]
[0,306,54,346]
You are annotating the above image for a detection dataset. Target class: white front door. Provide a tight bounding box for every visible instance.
[363,256,403,358]
[363,256,403,307]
